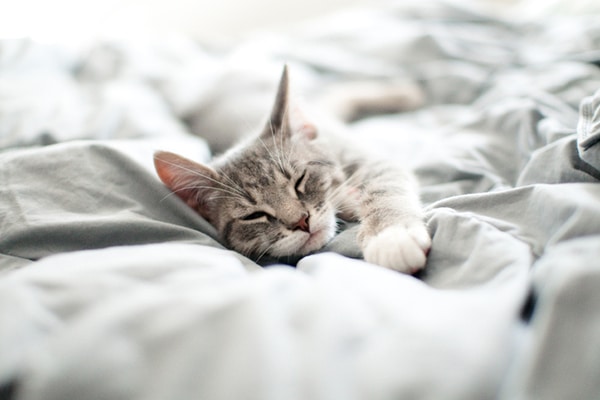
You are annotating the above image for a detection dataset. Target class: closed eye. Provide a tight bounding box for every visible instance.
[242,211,270,221]
[295,171,307,195]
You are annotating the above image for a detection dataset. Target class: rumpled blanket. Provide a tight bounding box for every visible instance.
[1,1,600,399]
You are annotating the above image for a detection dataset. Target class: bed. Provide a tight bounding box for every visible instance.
[1,1,600,399]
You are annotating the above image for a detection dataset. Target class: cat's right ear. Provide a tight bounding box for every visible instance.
[153,151,219,218]
[266,65,318,140]
[267,65,291,133]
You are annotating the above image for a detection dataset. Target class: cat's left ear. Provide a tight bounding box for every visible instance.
[153,151,220,220]
[266,65,317,141]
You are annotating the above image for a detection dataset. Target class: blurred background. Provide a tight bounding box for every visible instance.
[1,0,598,45]
[1,0,379,43]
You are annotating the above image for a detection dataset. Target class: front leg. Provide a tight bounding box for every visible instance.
[352,161,431,274]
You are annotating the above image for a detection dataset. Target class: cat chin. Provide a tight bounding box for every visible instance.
[296,227,335,255]
[296,213,337,255]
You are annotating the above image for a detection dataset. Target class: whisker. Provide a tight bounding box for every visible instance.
[258,137,284,172]
[285,133,299,168]
[254,242,276,264]
[155,156,247,197]
[268,116,286,174]
[218,169,247,197]
[280,103,288,170]
[207,196,244,202]
[160,190,242,204]
[160,190,184,203]
[171,184,246,201]
[328,174,360,201]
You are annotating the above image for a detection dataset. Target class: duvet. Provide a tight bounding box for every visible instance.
[1,1,600,399]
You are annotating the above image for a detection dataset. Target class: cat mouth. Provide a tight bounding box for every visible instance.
[265,214,336,258]
[298,228,332,255]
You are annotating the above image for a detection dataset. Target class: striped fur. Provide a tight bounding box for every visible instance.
[154,67,431,273]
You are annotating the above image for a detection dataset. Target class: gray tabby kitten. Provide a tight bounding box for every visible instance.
[154,67,431,274]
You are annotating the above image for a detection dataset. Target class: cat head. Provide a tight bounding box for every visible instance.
[154,66,342,261]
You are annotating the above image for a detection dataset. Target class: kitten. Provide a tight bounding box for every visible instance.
[154,66,431,274]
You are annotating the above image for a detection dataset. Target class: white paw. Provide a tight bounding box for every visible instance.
[362,224,431,274]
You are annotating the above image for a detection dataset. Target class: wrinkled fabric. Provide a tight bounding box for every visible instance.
[1,1,600,399]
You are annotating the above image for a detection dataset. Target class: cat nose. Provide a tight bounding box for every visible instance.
[293,213,310,233]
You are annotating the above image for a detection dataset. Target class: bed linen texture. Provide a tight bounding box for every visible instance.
[1,1,600,399]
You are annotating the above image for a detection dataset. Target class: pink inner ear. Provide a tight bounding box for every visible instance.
[299,123,317,140]
[153,151,211,211]
[154,153,180,190]
[290,105,318,140]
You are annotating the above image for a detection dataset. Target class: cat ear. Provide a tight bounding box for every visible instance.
[266,65,318,140]
[153,151,219,219]
[289,104,318,140]
[268,65,290,132]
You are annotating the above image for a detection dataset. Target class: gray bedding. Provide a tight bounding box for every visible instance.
[2,1,600,399]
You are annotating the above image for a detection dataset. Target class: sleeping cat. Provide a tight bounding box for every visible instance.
[154,66,431,274]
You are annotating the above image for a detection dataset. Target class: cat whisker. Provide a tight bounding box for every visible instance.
[285,131,299,167]
[331,202,356,218]
[218,169,247,198]
[258,137,287,173]
[159,190,184,203]
[267,120,281,170]
[254,242,276,264]
[175,184,247,201]
[331,200,354,212]
[280,103,290,168]
[160,190,241,204]
[155,156,248,198]
[268,117,287,174]
[209,196,244,201]
[328,175,360,201]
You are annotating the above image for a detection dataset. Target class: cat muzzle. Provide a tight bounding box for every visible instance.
[292,212,310,233]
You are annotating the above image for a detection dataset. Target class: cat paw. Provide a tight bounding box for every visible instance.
[362,224,431,274]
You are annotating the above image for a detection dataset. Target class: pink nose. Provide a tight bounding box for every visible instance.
[293,213,310,233]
